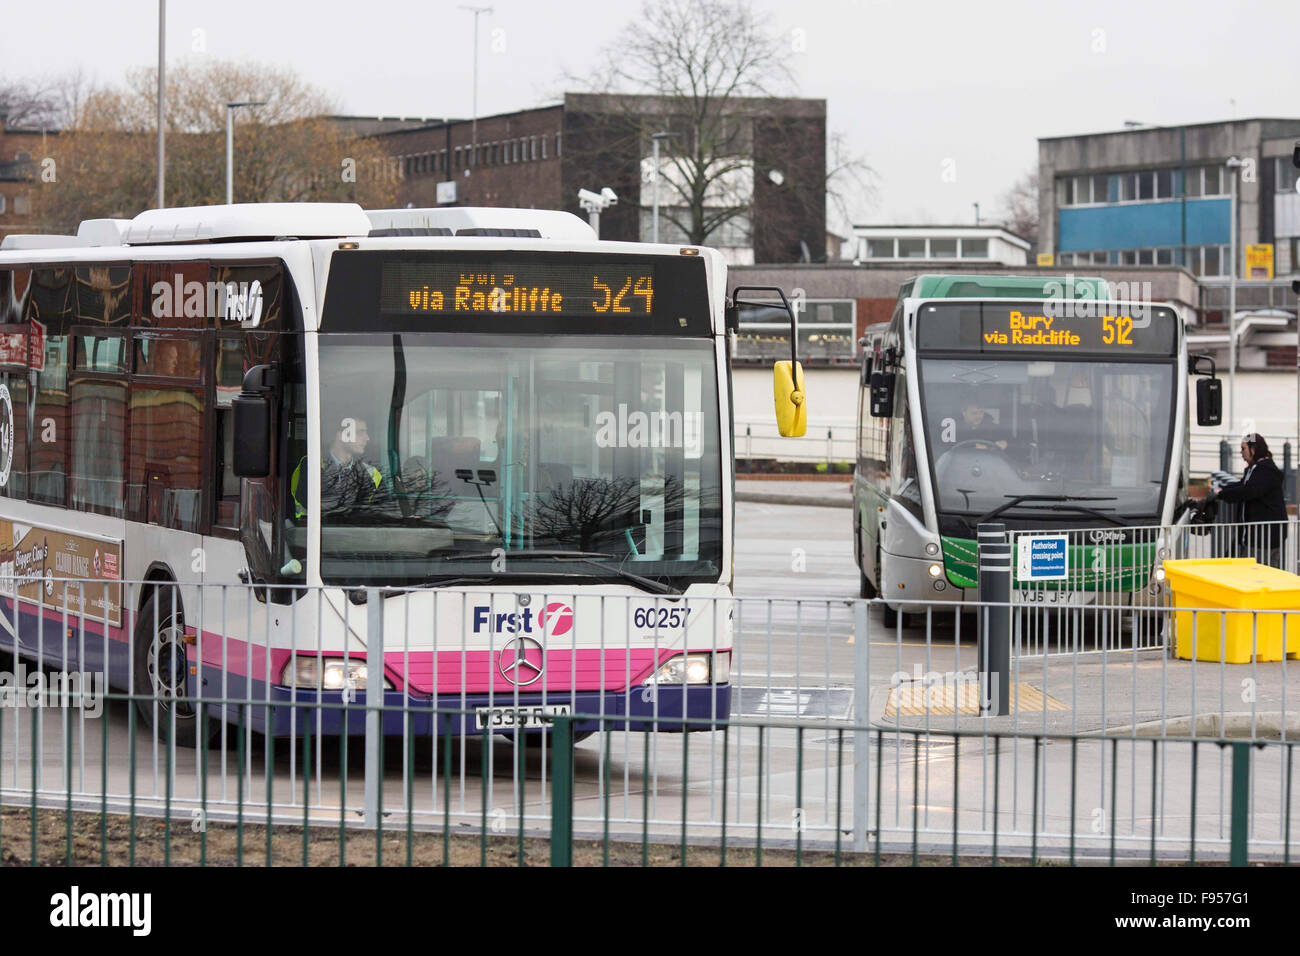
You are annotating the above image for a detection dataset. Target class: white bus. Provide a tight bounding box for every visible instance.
[853,274,1221,625]
[0,203,805,745]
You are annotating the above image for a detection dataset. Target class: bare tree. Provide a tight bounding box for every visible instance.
[28,60,397,232]
[0,70,96,129]
[999,167,1039,253]
[569,0,872,261]
[574,0,793,248]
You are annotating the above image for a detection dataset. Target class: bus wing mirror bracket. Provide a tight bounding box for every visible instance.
[233,363,279,478]
[729,285,807,438]
[1190,354,1222,427]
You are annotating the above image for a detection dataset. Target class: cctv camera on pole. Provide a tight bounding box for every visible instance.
[577,187,617,238]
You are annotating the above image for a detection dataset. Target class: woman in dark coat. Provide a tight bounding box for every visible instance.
[1214,433,1288,567]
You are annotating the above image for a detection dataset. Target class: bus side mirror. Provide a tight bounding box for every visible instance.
[860,354,874,387]
[773,360,806,437]
[870,370,895,417]
[233,364,278,477]
[1196,377,1222,427]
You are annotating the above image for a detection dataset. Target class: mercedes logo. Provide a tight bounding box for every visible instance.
[498,636,546,686]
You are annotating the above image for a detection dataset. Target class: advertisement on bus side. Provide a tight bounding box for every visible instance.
[0,521,122,627]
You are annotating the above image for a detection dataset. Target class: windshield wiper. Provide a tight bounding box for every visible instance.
[429,549,678,594]
[976,494,1119,526]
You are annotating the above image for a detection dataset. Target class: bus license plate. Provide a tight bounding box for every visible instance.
[1015,590,1078,604]
[474,704,572,730]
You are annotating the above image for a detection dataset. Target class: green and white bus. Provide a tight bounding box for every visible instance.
[853,274,1221,623]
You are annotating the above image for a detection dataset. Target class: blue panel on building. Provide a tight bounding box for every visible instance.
[1058,198,1229,251]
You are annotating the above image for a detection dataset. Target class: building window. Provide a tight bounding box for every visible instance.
[1275,157,1298,195]
[530,136,537,160]
[733,299,856,365]
[1155,169,1173,198]
[555,133,561,157]
[960,238,988,258]
[864,238,894,258]
[898,238,926,258]
[541,136,547,159]
[929,238,957,257]
[0,195,6,215]
[13,196,30,215]
[1203,165,1223,196]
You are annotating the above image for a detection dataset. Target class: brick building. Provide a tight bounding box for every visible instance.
[0,113,57,241]
[361,92,827,264]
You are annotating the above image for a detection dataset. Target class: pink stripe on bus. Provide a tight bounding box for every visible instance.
[385,648,676,695]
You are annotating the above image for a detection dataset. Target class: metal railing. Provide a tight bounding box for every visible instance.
[735,419,855,464]
[1,582,1298,864]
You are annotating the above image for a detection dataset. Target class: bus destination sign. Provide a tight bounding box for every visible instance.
[917,302,1177,356]
[380,262,655,318]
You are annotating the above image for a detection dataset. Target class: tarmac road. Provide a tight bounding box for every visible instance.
[2,496,1297,859]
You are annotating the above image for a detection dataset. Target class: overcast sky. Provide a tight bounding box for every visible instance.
[4,0,1298,229]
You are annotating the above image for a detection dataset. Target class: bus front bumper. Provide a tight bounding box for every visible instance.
[195,670,732,737]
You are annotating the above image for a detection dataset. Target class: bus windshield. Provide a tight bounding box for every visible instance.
[304,333,722,588]
[917,358,1174,520]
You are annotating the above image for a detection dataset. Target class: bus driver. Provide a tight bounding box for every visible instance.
[292,416,385,519]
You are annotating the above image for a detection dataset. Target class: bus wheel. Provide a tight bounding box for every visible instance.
[881,603,899,629]
[132,590,215,748]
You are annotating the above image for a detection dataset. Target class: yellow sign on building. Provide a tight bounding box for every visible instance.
[1036,252,1055,267]
[1245,243,1274,279]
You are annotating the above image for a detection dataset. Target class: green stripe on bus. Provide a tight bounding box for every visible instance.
[940,535,1157,592]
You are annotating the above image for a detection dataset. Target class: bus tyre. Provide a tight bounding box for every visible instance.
[132,590,214,748]
[881,603,899,629]
[859,566,877,600]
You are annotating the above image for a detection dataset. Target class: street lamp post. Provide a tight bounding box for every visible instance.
[157,0,166,209]
[460,6,493,173]
[226,100,267,204]
[650,131,678,244]
[1226,155,1244,435]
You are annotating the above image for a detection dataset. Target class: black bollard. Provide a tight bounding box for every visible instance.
[1220,439,1232,474]
[977,522,1011,717]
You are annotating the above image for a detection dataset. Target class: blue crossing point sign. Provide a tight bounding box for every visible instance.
[1017,534,1069,581]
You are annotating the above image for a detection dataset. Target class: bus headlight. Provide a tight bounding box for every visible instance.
[928,563,943,577]
[645,653,729,685]
[282,656,394,691]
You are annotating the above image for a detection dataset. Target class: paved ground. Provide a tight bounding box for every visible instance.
[1,492,1296,858]
[736,479,853,509]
